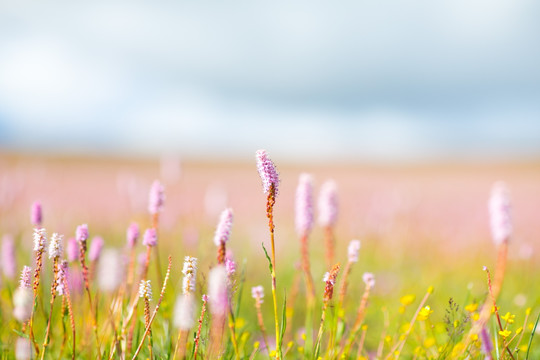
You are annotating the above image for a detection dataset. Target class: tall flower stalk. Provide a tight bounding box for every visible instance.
[338,239,361,306]
[148,180,165,283]
[341,273,376,356]
[40,233,63,360]
[208,265,229,358]
[138,280,154,359]
[256,149,281,359]
[295,174,316,302]
[318,180,338,269]
[466,182,512,350]
[252,285,270,352]
[214,208,233,265]
[173,256,198,360]
[76,224,101,358]
[29,228,47,355]
[314,263,341,358]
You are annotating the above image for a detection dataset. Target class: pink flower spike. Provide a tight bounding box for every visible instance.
[255,150,280,195]
[488,181,512,246]
[318,180,338,227]
[66,237,79,262]
[213,208,234,246]
[126,222,140,248]
[2,235,16,280]
[19,266,32,289]
[88,236,104,262]
[480,327,493,355]
[148,180,165,215]
[56,261,68,296]
[295,173,314,237]
[142,228,158,247]
[76,224,89,244]
[31,201,42,227]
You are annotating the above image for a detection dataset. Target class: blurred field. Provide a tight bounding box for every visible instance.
[1,152,540,358]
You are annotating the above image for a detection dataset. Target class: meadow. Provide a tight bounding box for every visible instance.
[0,151,539,359]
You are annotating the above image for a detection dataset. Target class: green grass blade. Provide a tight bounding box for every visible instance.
[525,311,540,360]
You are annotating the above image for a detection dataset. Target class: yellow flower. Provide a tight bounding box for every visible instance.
[465,303,478,313]
[499,329,512,338]
[424,337,436,348]
[501,312,515,324]
[418,306,433,321]
[451,342,465,357]
[400,294,416,306]
[235,317,245,329]
[400,322,411,333]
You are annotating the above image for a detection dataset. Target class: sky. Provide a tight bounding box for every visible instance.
[0,0,539,163]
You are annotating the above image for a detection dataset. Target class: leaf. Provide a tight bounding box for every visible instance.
[526,311,540,360]
[280,293,287,350]
[12,329,29,339]
[261,243,273,274]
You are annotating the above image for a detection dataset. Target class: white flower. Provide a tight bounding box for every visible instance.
[138,280,152,301]
[489,182,512,246]
[251,285,264,302]
[98,250,123,292]
[174,293,196,330]
[347,240,361,263]
[182,256,198,295]
[363,272,375,288]
[48,233,63,259]
[33,228,47,252]
[13,287,33,322]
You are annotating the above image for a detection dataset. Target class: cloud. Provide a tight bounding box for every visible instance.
[0,0,539,160]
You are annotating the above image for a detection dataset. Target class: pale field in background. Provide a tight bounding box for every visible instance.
[1,152,539,310]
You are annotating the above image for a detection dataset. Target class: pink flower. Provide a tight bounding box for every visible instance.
[318,180,338,227]
[256,150,280,195]
[76,224,89,244]
[30,201,42,227]
[56,261,68,296]
[295,174,314,237]
[126,222,140,248]
[142,228,158,247]
[19,266,32,289]
[148,180,165,215]
[66,237,79,262]
[489,182,512,246]
[88,236,104,262]
[213,208,234,246]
